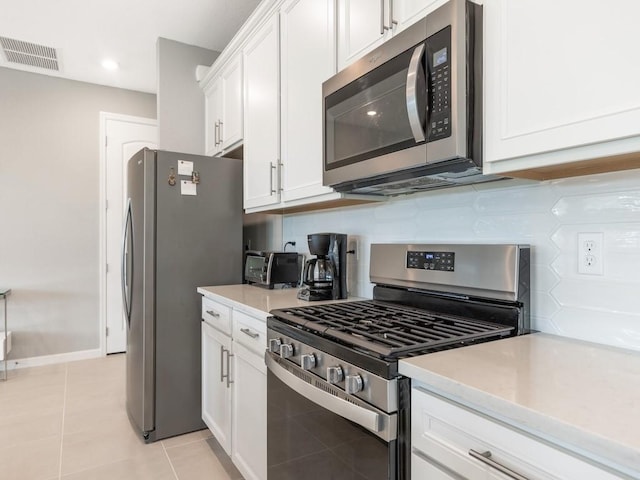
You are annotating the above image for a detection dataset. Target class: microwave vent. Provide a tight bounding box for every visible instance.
[0,36,60,71]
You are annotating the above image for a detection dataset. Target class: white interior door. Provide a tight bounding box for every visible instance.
[102,114,157,354]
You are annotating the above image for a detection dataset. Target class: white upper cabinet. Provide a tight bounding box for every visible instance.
[204,77,223,156]
[219,56,243,152]
[280,0,336,202]
[392,0,448,34]
[337,0,443,71]
[203,55,243,156]
[484,0,640,178]
[337,0,388,71]
[243,15,281,210]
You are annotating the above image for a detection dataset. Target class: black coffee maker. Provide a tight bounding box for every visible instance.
[297,233,347,301]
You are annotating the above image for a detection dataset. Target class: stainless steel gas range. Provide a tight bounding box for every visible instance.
[265,243,530,480]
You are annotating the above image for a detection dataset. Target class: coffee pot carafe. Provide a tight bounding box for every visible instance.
[297,233,347,301]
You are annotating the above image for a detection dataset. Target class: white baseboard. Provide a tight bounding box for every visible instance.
[5,348,104,370]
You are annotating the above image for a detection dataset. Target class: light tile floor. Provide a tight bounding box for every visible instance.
[0,354,243,480]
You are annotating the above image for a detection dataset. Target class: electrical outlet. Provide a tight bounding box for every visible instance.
[347,237,359,260]
[578,232,604,275]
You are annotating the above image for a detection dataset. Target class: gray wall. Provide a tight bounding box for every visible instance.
[0,67,156,359]
[157,37,219,154]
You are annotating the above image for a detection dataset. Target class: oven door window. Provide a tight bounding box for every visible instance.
[267,370,394,480]
[325,43,426,171]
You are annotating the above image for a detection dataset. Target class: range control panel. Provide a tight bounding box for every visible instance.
[407,251,455,271]
[426,25,452,142]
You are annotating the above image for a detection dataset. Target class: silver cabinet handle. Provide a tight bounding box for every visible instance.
[220,346,234,388]
[214,120,219,146]
[219,120,224,144]
[240,328,259,339]
[223,347,233,388]
[219,345,225,382]
[468,450,529,480]
[390,0,397,26]
[206,310,220,318]
[381,0,395,31]
[269,162,277,195]
[406,43,426,142]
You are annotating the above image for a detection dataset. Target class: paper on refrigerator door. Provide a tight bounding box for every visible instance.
[178,160,193,176]
[181,180,197,196]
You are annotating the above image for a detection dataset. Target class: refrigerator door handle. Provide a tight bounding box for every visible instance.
[121,198,133,326]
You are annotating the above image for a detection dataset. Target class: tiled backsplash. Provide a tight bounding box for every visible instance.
[283,169,640,351]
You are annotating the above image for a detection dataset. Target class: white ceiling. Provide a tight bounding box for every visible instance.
[0,0,261,93]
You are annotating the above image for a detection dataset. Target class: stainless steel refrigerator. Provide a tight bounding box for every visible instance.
[122,148,242,442]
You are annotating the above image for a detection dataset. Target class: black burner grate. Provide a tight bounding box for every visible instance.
[270,300,514,359]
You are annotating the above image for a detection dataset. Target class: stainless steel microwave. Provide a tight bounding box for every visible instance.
[323,0,497,196]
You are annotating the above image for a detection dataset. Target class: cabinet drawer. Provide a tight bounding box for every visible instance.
[233,310,266,356]
[201,296,232,335]
[412,386,622,480]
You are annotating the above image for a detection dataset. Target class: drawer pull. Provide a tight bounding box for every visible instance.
[469,450,529,480]
[240,328,260,339]
[206,310,221,318]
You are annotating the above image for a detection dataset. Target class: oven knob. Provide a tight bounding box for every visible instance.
[268,338,282,353]
[345,374,364,395]
[279,343,294,359]
[326,366,343,384]
[300,354,316,370]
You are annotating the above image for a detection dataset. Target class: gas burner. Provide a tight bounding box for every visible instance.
[271,300,514,359]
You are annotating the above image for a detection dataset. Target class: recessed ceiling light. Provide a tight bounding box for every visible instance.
[101,59,119,71]
[367,110,377,116]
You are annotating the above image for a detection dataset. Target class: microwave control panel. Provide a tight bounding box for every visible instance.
[426,26,452,143]
[407,251,455,272]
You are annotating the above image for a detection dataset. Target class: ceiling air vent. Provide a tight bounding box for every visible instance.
[0,36,59,71]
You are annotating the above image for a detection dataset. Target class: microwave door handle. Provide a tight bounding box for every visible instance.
[406,43,426,142]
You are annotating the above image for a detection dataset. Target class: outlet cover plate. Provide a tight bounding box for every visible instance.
[578,232,604,275]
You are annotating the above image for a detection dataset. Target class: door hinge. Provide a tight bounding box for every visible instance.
[105,136,108,147]
[106,326,110,336]
[105,199,109,210]
[106,263,109,273]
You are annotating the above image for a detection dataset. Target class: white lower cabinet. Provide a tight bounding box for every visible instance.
[232,341,267,480]
[411,384,624,480]
[201,320,232,454]
[201,296,267,480]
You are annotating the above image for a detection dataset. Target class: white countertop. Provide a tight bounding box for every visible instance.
[399,333,640,475]
[197,284,361,319]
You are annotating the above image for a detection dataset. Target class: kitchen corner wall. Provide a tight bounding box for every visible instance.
[157,37,219,154]
[0,67,155,359]
[284,169,640,351]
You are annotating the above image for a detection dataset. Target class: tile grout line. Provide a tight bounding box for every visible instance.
[161,441,180,480]
[57,363,69,480]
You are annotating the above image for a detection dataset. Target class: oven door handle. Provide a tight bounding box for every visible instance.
[406,43,426,143]
[265,352,390,438]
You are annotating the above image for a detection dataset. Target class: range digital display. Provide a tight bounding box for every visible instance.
[407,251,454,272]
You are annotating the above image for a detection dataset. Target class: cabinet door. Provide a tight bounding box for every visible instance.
[337,0,389,71]
[280,0,336,202]
[204,78,223,156]
[231,341,267,480]
[201,321,232,455]
[484,0,640,174]
[220,56,243,151]
[243,15,281,210]
[391,0,447,34]
[412,451,464,480]
[412,386,624,480]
